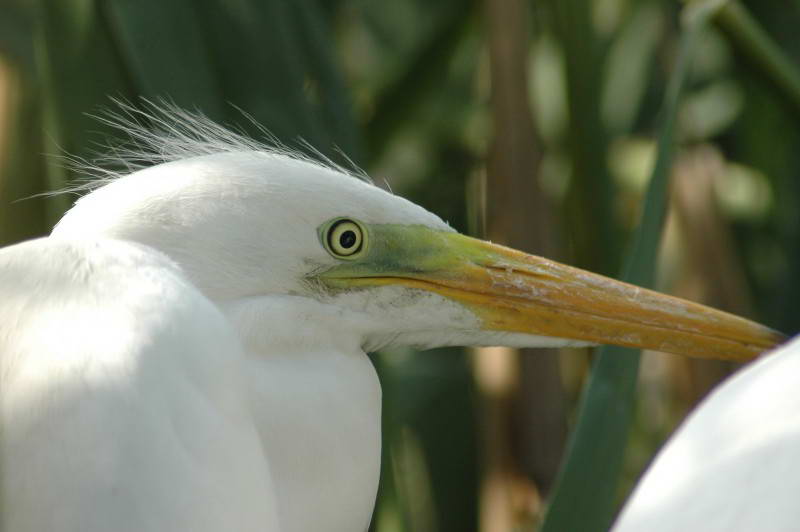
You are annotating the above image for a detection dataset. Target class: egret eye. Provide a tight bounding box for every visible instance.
[326,219,364,258]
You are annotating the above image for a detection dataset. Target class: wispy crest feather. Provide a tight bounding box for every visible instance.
[58,99,370,195]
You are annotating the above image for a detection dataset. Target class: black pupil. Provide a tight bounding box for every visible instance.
[339,230,357,249]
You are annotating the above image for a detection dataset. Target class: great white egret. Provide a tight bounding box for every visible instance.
[613,334,800,532]
[0,105,785,531]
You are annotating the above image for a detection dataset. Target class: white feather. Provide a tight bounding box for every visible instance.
[0,238,280,531]
[54,99,371,196]
[613,335,800,532]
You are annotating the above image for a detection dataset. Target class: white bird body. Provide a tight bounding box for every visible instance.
[613,334,800,532]
[0,107,786,531]
[0,235,384,532]
[1,237,280,531]
[40,150,436,531]
[228,296,382,531]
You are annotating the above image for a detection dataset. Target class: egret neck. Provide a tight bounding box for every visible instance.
[223,295,381,532]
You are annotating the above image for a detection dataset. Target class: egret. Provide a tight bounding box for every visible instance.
[0,105,785,531]
[613,334,800,532]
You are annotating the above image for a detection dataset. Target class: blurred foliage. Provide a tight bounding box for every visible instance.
[542,6,708,529]
[1,0,799,531]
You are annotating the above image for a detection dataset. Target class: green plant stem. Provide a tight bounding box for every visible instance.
[713,0,800,115]
[548,0,620,276]
[538,5,713,531]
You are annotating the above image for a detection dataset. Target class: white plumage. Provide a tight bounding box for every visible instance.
[1,238,280,531]
[614,334,800,531]
[0,105,788,531]
[2,112,480,531]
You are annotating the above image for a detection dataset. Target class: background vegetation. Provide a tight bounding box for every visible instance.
[1,0,798,530]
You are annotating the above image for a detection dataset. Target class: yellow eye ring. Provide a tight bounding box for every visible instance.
[325,219,365,258]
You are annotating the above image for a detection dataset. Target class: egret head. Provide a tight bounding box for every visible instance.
[53,105,783,360]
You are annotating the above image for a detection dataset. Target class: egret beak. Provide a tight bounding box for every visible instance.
[320,226,785,361]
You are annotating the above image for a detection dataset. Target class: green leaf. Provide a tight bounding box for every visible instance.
[34,0,135,223]
[364,0,476,163]
[31,0,361,222]
[0,81,48,245]
[713,0,800,117]
[103,0,225,117]
[0,1,35,72]
[547,0,621,276]
[293,0,362,160]
[539,4,714,531]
